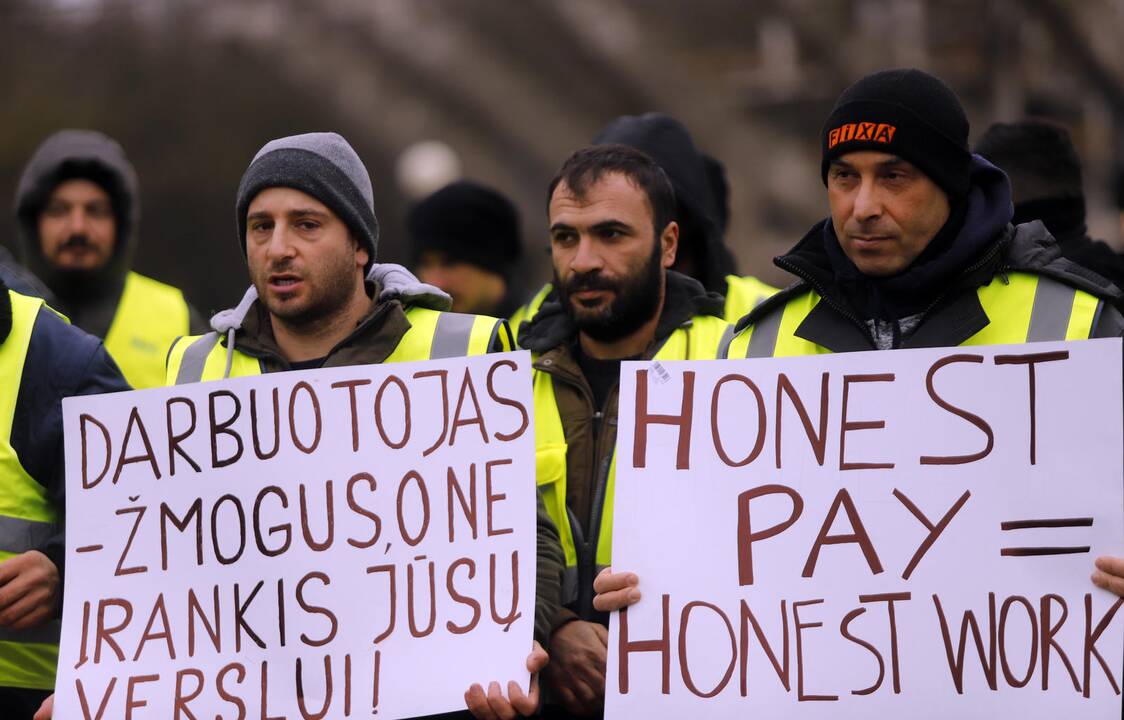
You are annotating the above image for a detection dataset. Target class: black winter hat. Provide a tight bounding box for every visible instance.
[821,68,971,202]
[408,181,522,277]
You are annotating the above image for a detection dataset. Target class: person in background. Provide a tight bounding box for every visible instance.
[509,113,777,338]
[410,180,526,318]
[13,129,205,389]
[976,119,1124,289]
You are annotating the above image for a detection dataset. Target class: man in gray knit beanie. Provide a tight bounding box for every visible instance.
[236,132,379,274]
[160,132,556,720]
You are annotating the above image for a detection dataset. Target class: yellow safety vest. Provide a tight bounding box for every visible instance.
[0,291,61,689]
[722,274,778,323]
[510,275,776,344]
[508,284,553,344]
[534,314,732,605]
[166,305,508,384]
[726,272,1104,358]
[104,271,191,389]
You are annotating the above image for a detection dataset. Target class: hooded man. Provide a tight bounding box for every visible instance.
[0,276,129,718]
[976,119,1124,291]
[161,132,555,720]
[409,180,525,318]
[508,113,776,337]
[592,68,1124,626]
[13,129,205,388]
[499,144,731,719]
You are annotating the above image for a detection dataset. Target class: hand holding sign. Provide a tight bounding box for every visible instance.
[465,641,548,719]
[33,693,53,720]
[593,568,641,612]
[0,550,59,630]
[546,619,610,716]
[1092,556,1124,597]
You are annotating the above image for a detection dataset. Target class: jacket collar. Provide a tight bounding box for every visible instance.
[525,272,725,387]
[764,218,1124,353]
[227,294,410,369]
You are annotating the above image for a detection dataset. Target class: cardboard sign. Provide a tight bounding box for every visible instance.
[608,339,1124,718]
[56,352,536,719]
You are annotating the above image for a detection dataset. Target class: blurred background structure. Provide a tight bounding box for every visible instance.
[3,0,1124,315]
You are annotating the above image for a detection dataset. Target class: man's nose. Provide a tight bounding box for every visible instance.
[569,236,604,274]
[67,207,89,235]
[853,177,883,221]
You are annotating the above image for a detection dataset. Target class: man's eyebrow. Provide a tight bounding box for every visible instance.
[590,220,630,233]
[246,210,273,223]
[549,222,575,233]
[290,208,330,219]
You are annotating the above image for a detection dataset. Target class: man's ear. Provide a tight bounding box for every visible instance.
[660,221,679,269]
[353,234,370,270]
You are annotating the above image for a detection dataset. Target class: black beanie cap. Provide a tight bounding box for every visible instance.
[821,68,971,202]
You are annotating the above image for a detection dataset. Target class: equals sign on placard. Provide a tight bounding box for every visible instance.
[999,517,1093,557]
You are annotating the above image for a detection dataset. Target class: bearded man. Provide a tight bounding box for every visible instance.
[509,144,729,719]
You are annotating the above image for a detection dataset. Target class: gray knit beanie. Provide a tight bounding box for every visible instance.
[236,132,379,272]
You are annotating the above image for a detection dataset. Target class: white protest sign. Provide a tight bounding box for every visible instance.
[57,351,536,719]
[607,339,1124,718]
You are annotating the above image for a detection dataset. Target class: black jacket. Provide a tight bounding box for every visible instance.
[738,158,1124,351]
[740,221,1124,353]
[2,278,131,584]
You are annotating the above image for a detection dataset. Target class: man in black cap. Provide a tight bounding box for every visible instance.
[976,119,1124,290]
[410,180,524,318]
[594,68,1124,611]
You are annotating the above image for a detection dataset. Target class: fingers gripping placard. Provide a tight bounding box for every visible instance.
[60,352,536,719]
[608,340,1124,718]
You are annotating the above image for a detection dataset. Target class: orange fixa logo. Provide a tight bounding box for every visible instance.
[827,122,897,149]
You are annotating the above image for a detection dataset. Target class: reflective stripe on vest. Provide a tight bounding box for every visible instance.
[726,273,1103,358]
[104,271,191,389]
[722,274,779,324]
[0,291,60,688]
[166,306,506,384]
[534,315,730,605]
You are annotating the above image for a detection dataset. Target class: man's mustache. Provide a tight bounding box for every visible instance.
[562,271,617,294]
[60,234,92,250]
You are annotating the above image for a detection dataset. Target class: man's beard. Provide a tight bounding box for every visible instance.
[555,241,663,343]
[253,255,363,329]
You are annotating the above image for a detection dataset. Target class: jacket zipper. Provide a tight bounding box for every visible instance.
[774,255,874,344]
[540,358,614,619]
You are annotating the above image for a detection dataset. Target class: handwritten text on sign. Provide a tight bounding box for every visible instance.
[607,339,1123,718]
[58,352,536,719]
